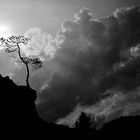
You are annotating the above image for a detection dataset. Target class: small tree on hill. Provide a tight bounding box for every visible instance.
[75,112,92,128]
[0,36,43,88]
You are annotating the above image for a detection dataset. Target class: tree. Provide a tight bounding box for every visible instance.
[75,112,92,128]
[0,36,43,88]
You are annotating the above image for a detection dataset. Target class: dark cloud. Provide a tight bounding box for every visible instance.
[20,6,140,125]
[58,88,140,128]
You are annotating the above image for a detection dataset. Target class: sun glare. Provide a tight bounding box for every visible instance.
[0,25,12,38]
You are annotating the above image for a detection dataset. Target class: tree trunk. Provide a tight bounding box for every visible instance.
[25,63,30,88]
[17,44,30,88]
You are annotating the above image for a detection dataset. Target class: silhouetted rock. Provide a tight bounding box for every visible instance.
[0,75,40,128]
[0,75,71,138]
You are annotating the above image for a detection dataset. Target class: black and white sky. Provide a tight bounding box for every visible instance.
[0,0,140,76]
[0,0,140,34]
[1,0,140,127]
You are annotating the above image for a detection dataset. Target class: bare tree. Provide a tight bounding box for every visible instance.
[0,36,43,88]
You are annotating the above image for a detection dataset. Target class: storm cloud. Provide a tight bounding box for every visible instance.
[12,6,140,126]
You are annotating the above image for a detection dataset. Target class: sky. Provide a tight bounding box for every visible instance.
[1,0,140,127]
[0,0,140,35]
[0,0,139,76]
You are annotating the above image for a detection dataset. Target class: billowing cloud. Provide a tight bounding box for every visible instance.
[58,88,140,128]
[11,6,140,127]
[20,27,63,60]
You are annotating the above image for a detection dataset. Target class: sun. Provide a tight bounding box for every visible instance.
[0,25,12,38]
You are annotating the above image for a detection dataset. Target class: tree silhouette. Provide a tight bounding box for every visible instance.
[0,36,43,88]
[75,112,92,128]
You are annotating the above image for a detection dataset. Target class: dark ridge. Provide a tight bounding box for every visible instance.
[93,115,140,138]
[0,75,70,137]
[0,74,42,128]
[0,74,140,139]
[75,113,140,138]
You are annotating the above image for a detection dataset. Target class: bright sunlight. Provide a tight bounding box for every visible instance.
[0,25,12,38]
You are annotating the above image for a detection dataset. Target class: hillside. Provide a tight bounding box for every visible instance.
[0,74,139,139]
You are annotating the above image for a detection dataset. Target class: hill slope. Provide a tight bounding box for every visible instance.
[0,75,140,138]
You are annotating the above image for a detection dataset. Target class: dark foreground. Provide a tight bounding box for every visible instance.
[0,75,139,139]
